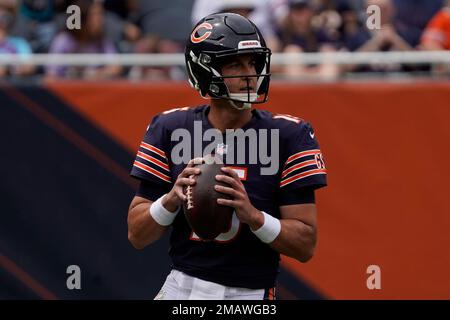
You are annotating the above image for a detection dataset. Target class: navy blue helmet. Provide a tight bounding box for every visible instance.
[185,13,271,106]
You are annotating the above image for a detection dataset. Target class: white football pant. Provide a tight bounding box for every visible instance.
[154,269,270,300]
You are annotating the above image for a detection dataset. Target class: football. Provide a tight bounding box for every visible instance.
[183,156,234,241]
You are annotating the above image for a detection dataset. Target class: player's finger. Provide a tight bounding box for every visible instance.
[177,177,196,187]
[214,185,239,198]
[181,167,201,177]
[187,157,204,167]
[217,198,236,207]
[221,167,243,184]
[215,174,241,190]
[175,188,187,201]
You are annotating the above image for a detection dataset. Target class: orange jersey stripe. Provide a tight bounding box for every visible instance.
[280,168,327,187]
[133,160,171,183]
[140,142,167,159]
[137,151,170,172]
[282,159,317,178]
[285,149,321,165]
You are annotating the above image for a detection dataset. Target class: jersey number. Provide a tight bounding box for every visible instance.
[190,212,241,243]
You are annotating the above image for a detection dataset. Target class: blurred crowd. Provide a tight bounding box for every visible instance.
[0,0,449,80]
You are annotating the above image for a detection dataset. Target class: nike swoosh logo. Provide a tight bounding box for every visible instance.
[309,131,315,139]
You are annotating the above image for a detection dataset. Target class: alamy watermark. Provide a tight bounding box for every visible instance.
[171,121,280,175]
[66,5,81,30]
[66,265,81,290]
[366,264,381,290]
[366,5,381,30]
[64,4,383,33]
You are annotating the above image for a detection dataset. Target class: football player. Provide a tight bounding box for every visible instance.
[127,13,327,300]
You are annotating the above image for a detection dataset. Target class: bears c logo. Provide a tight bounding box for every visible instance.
[191,22,213,43]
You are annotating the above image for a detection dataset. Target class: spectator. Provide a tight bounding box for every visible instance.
[420,0,450,75]
[191,0,218,25]
[102,0,141,53]
[247,0,288,52]
[393,0,443,48]
[192,0,288,52]
[129,34,184,81]
[337,1,372,51]
[218,0,256,17]
[10,0,61,53]
[421,0,450,50]
[342,0,425,73]
[356,0,413,52]
[0,2,35,77]
[276,0,337,52]
[137,0,194,45]
[276,0,339,79]
[60,0,141,53]
[103,0,138,21]
[191,0,256,24]
[46,0,122,80]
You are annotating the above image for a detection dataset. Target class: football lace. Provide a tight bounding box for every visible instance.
[186,174,194,209]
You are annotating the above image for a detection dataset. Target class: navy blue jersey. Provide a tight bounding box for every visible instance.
[130,105,327,289]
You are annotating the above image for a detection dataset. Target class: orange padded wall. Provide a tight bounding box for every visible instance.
[48,81,450,299]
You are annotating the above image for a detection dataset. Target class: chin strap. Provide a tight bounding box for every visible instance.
[227,92,258,110]
[229,100,252,110]
[228,92,259,102]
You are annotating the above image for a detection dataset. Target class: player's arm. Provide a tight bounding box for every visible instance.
[127,159,201,249]
[269,120,324,261]
[215,167,317,262]
[269,203,317,262]
[216,120,325,262]
[127,196,165,249]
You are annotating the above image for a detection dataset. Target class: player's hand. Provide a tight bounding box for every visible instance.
[163,158,203,212]
[214,167,264,230]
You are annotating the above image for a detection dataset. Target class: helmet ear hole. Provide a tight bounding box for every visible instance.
[200,54,212,65]
[210,84,220,94]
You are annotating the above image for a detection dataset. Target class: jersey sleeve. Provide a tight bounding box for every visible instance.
[130,114,172,199]
[279,121,327,193]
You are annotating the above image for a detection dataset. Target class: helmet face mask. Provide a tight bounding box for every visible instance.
[185,13,272,108]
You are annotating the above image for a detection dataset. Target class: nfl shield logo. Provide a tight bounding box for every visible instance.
[216,143,228,155]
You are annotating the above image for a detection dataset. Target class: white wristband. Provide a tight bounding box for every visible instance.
[149,194,179,226]
[252,211,281,243]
